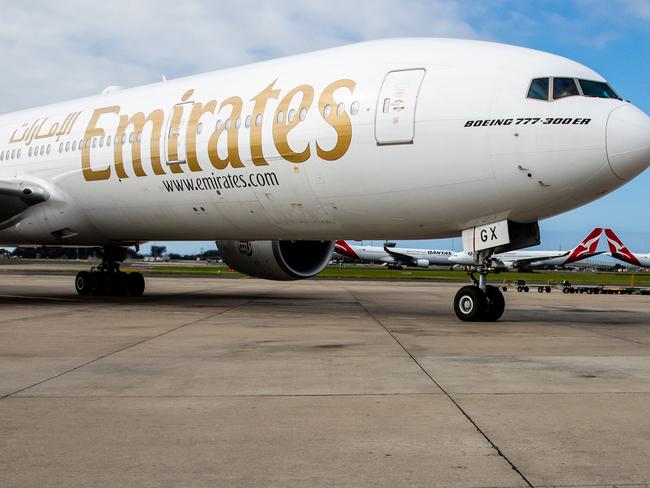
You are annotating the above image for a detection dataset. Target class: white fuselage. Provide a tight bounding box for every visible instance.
[0,38,648,247]
[340,244,455,266]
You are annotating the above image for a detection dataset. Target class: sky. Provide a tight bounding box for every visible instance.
[1,0,648,254]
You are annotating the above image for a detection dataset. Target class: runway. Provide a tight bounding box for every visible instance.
[1,273,649,487]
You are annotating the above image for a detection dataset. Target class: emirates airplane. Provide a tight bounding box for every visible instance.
[334,240,456,268]
[604,228,650,268]
[1,38,649,322]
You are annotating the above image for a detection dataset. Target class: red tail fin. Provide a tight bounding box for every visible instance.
[604,229,641,266]
[564,228,603,264]
[334,240,359,259]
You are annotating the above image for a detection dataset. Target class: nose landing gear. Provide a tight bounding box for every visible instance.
[74,246,145,297]
[453,251,505,322]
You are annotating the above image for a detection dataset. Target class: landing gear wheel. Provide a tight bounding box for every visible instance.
[127,272,145,297]
[484,285,505,322]
[75,271,92,295]
[454,286,487,322]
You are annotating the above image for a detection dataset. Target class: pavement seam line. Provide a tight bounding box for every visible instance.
[0,300,252,401]
[349,290,535,488]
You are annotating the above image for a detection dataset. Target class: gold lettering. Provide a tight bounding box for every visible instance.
[115,110,165,178]
[272,85,314,164]
[316,79,356,161]
[208,96,244,170]
[249,81,280,166]
[82,107,119,182]
[186,100,217,173]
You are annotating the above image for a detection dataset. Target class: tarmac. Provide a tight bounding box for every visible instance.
[0,272,649,487]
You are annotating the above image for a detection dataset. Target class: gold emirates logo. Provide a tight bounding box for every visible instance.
[81,78,356,182]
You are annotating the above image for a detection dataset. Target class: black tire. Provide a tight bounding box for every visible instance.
[75,271,92,295]
[453,286,486,322]
[563,288,569,294]
[524,286,530,293]
[517,286,523,293]
[484,285,505,322]
[89,272,102,295]
[546,286,552,293]
[127,272,145,297]
[112,272,129,296]
[538,287,544,293]
[501,286,507,292]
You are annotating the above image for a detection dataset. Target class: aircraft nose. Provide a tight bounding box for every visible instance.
[606,104,650,180]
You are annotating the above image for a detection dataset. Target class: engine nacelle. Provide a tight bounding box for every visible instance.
[415,259,430,268]
[217,240,334,281]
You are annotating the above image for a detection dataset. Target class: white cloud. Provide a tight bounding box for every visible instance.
[0,0,478,112]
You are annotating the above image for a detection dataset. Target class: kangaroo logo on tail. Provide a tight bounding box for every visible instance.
[334,240,360,259]
[565,228,603,264]
[604,229,641,266]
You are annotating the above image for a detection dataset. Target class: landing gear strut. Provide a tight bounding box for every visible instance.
[75,247,145,297]
[453,251,505,322]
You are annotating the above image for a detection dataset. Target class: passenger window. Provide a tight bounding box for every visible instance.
[527,78,549,101]
[58,143,63,154]
[245,115,252,128]
[225,119,231,130]
[382,98,390,113]
[323,105,332,118]
[40,146,45,156]
[0,151,4,161]
[337,103,345,116]
[99,136,104,147]
[65,141,70,152]
[299,108,307,121]
[351,101,360,115]
[216,120,222,131]
[578,79,620,99]
[17,149,21,158]
[553,78,579,100]
[255,114,262,127]
[72,141,77,151]
[235,117,241,129]
[276,111,284,124]
[29,147,33,157]
[197,122,203,134]
[11,149,16,159]
[104,137,109,148]
[288,109,295,123]
[46,145,51,155]
[92,138,97,148]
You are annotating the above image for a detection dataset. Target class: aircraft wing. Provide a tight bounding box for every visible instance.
[383,245,417,265]
[511,251,604,267]
[510,252,570,267]
[0,180,50,224]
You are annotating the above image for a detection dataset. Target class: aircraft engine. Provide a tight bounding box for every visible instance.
[217,240,335,280]
[415,259,430,268]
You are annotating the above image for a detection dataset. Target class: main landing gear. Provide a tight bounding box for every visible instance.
[74,247,145,297]
[453,251,505,322]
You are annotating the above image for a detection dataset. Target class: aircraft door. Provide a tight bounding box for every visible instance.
[165,102,194,165]
[375,69,425,145]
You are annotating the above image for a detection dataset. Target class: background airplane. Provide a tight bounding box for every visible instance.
[449,228,604,270]
[334,240,456,268]
[604,228,650,268]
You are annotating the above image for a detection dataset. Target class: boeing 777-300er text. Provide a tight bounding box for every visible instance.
[334,240,456,268]
[1,38,649,321]
[604,229,650,268]
[449,228,604,270]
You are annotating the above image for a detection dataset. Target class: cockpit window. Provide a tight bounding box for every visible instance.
[553,78,580,99]
[527,78,549,101]
[578,79,620,99]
